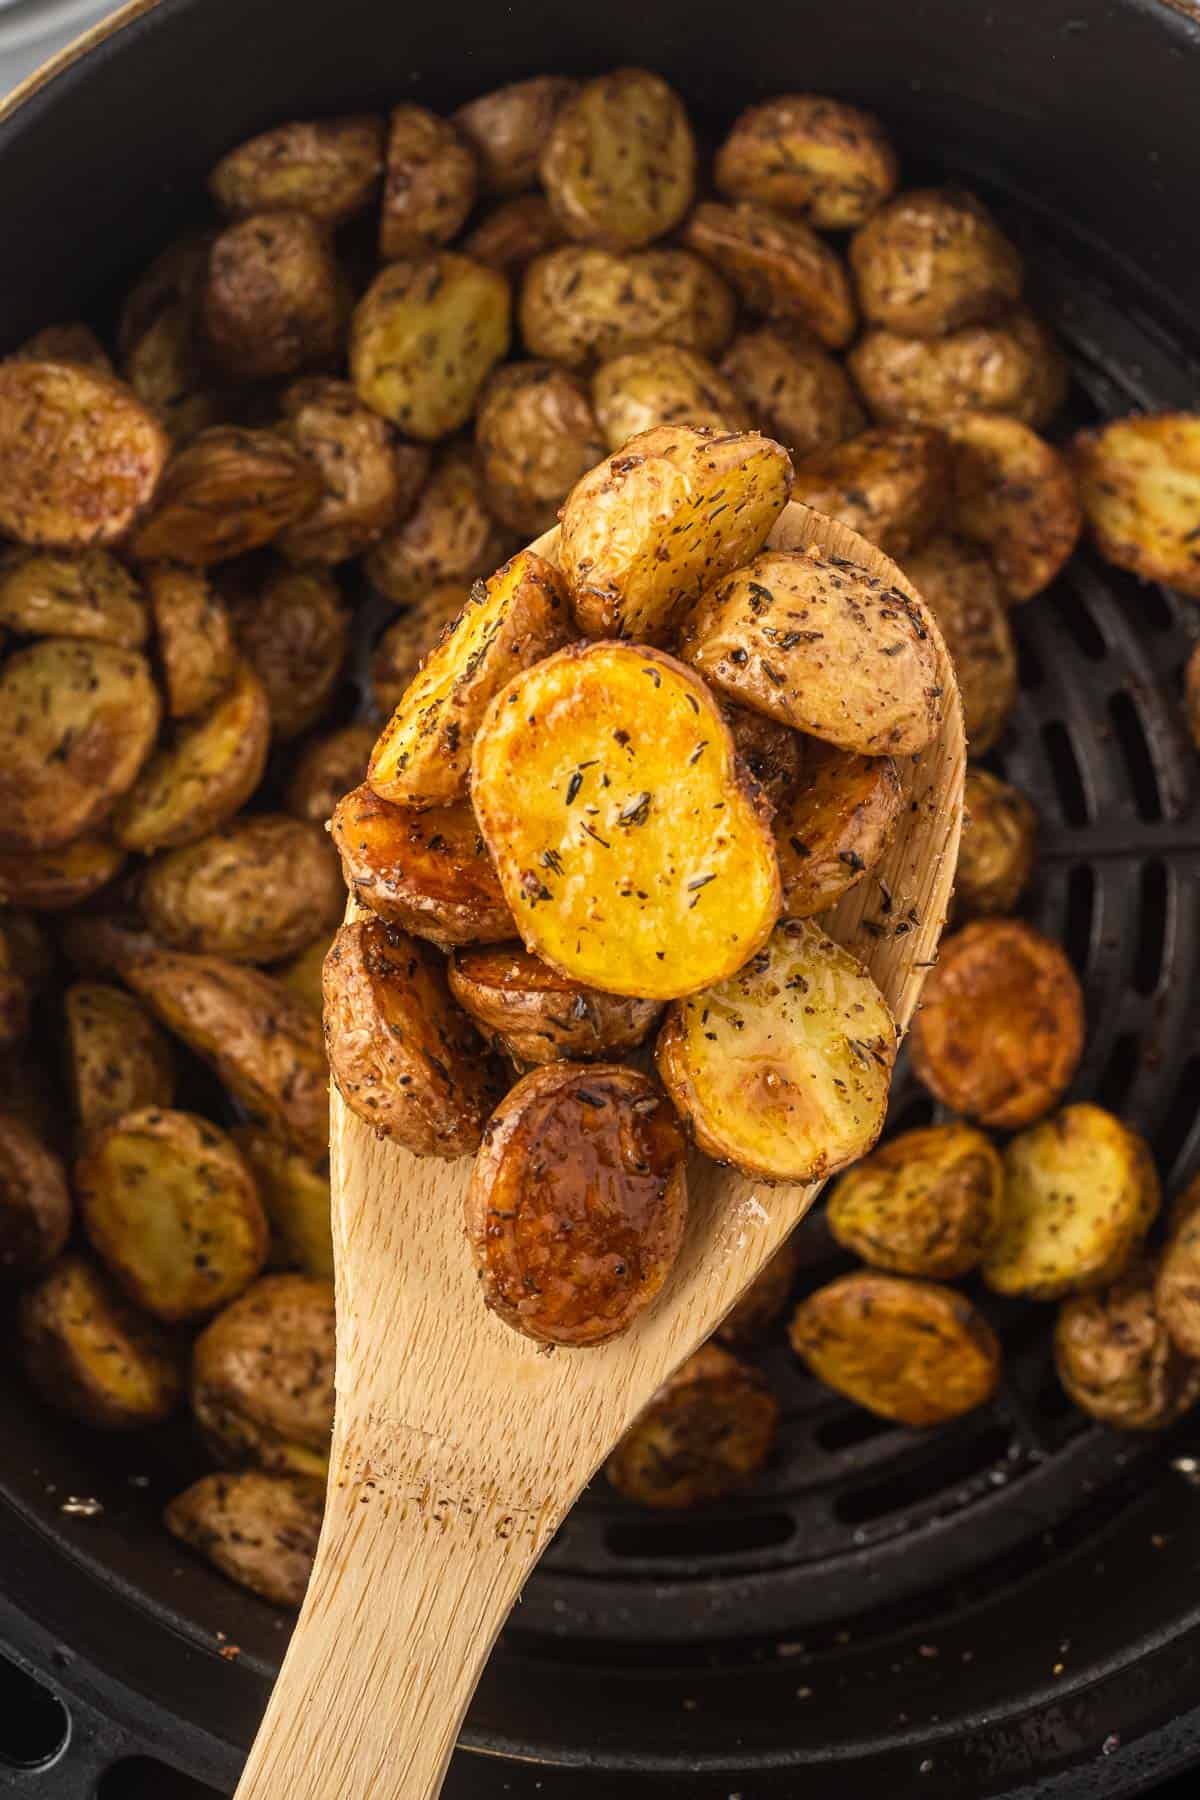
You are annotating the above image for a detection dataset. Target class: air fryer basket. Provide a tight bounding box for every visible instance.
[2,1,1200,1794]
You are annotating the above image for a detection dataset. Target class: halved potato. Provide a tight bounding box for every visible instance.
[826,1122,1003,1278]
[130,427,322,564]
[117,232,211,359]
[277,378,418,564]
[540,68,696,251]
[0,1115,71,1275]
[791,425,950,558]
[165,1470,323,1606]
[1070,413,1200,599]
[284,722,375,824]
[379,105,477,259]
[715,94,898,230]
[202,210,341,380]
[365,447,508,605]
[945,413,1082,601]
[369,549,569,807]
[848,307,1068,430]
[476,362,605,535]
[466,1061,687,1346]
[1156,1204,1200,1360]
[607,1343,778,1506]
[121,293,229,444]
[64,981,175,1139]
[0,837,125,911]
[233,1127,333,1281]
[454,75,579,196]
[558,423,792,642]
[519,246,736,369]
[849,188,1022,338]
[332,784,512,946]
[592,346,748,452]
[0,547,146,646]
[902,535,1016,755]
[984,1105,1159,1299]
[449,942,662,1064]
[717,1235,803,1345]
[775,742,902,918]
[463,194,568,275]
[720,327,864,463]
[1056,1259,1200,1431]
[956,768,1037,918]
[15,322,112,372]
[234,564,350,741]
[20,1254,183,1430]
[682,201,856,349]
[471,642,780,1001]
[210,115,385,223]
[146,563,237,718]
[191,1273,334,1475]
[369,587,471,714]
[724,705,804,809]
[789,1271,1001,1426]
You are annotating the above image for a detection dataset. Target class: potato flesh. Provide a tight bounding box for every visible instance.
[449,942,662,1064]
[234,1127,333,1282]
[1071,413,1200,598]
[0,548,146,647]
[146,564,237,718]
[826,1122,1003,1278]
[540,69,696,251]
[605,1343,778,1506]
[332,783,513,945]
[65,982,175,1138]
[775,744,902,918]
[946,412,1082,601]
[682,201,856,349]
[20,1254,183,1430]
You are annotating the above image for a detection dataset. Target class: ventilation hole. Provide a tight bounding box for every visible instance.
[1041,719,1089,825]
[1094,1032,1141,1114]
[1050,589,1107,660]
[1133,860,1168,995]
[1016,631,1045,691]
[1061,863,1096,968]
[0,1654,69,1770]
[815,1408,897,1453]
[832,1424,1014,1526]
[1158,1054,1200,1180]
[1108,690,1163,821]
[97,1758,223,1798]
[606,1510,793,1561]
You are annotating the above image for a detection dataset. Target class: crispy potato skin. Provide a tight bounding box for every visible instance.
[559,424,793,642]
[592,346,749,451]
[165,1470,323,1605]
[540,69,696,251]
[775,742,902,918]
[463,194,568,276]
[1056,1260,1200,1431]
[902,535,1016,756]
[0,1115,71,1275]
[945,412,1082,601]
[791,425,950,558]
[466,1061,687,1346]
[0,547,146,646]
[146,564,238,718]
[717,1236,803,1345]
[370,586,471,712]
[849,308,1068,430]
[849,188,1022,337]
[911,920,1084,1129]
[519,246,736,370]
[202,211,341,381]
[365,448,506,605]
[682,201,857,350]
[471,642,781,1001]
[606,1343,778,1506]
[192,1273,334,1474]
[449,942,662,1064]
[985,1105,1160,1300]
[476,362,605,535]
[681,546,943,757]
[454,76,579,195]
[20,1254,183,1430]
[826,1123,1003,1279]
[1156,1204,1200,1360]
[284,722,375,824]
[0,837,125,912]
[790,1272,1001,1426]
[956,768,1037,919]
[65,982,175,1139]
[715,94,898,230]
[323,917,503,1155]
[379,105,477,259]
[720,327,864,463]
[724,705,804,810]
[277,378,415,564]
[332,784,512,946]
[1070,413,1200,598]
[210,115,384,224]
[233,1126,333,1281]
[130,427,323,564]
[234,564,350,741]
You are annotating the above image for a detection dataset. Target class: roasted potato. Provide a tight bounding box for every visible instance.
[122,297,229,444]
[130,427,322,564]
[64,981,175,1139]
[0,359,168,549]
[849,307,1068,430]
[466,1061,687,1346]
[471,642,781,1001]
[454,75,578,195]
[276,378,421,565]
[715,94,898,230]
[682,202,856,350]
[911,920,1084,1129]
[117,232,210,357]
[956,768,1037,918]
[774,742,902,918]
[284,722,375,824]
[791,425,950,558]
[790,1271,1001,1426]
[0,639,160,852]
[0,547,146,646]
[210,115,385,224]
[20,1254,183,1430]
[449,942,662,1064]
[680,546,942,757]
[232,1128,333,1281]
[463,194,568,276]
[720,326,865,464]
[539,68,695,251]
[112,660,270,852]
[607,1344,777,1506]
[475,362,605,535]
[323,916,504,1154]
[272,936,329,1017]
[57,909,164,980]
[369,549,569,807]
[202,211,341,380]
[165,1470,323,1605]
[559,423,792,642]
[849,188,1022,338]
[1056,1259,1200,1430]
[591,346,748,451]
[826,1122,1003,1279]
[364,447,507,605]
[191,1273,334,1474]
[1156,1201,1200,1360]
[724,705,804,809]
[945,412,1082,601]
[233,564,349,741]
[717,1235,803,1345]
[0,1115,71,1276]
[146,564,238,718]
[902,535,1016,755]
[984,1105,1159,1299]
[1070,413,1200,599]
[351,252,511,441]
[332,784,512,946]
[369,586,471,712]
[15,322,112,371]
[519,245,736,370]
[379,105,477,259]
[0,837,125,912]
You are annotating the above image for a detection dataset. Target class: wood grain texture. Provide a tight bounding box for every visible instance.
[235,500,965,1800]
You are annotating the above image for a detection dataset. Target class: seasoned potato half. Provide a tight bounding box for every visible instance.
[720,327,864,463]
[466,1061,687,1346]
[826,1122,1003,1279]
[332,784,512,946]
[724,705,804,810]
[0,1115,71,1275]
[233,1127,333,1281]
[945,413,1082,601]
[449,942,662,1064]
[476,362,605,536]
[902,535,1016,755]
[64,982,175,1139]
[540,68,696,251]
[790,1272,1001,1426]
[20,1254,183,1430]
[146,564,237,718]
[717,1235,803,1345]
[957,768,1037,919]
[1070,413,1200,599]
[380,105,477,259]
[1056,1260,1200,1431]
[911,920,1084,1129]
[234,564,350,741]
[559,423,792,642]
[464,194,568,275]
[284,722,375,824]
[454,75,579,195]
[519,246,736,369]
[849,307,1068,430]
[370,586,471,712]
[849,188,1022,338]
[202,211,340,381]
[681,546,942,757]
[471,642,780,1001]
[192,1273,334,1475]
[0,837,125,912]
[1156,1205,1200,1360]
[715,94,898,230]
[367,448,508,608]
[369,550,569,807]
[210,114,384,223]
[791,425,950,558]
[775,741,902,918]
[0,639,160,852]
[683,201,856,349]
[606,1344,778,1507]
[165,1470,323,1606]
[278,378,416,564]
[592,345,747,451]
[130,427,322,564]
[0,547,146,646]
[985,1105,1159,1300]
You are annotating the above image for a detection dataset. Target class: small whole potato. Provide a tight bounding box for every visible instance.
[379,105,477,259]
[64,982,175,1139]
[1155,1201,1200,1360]
[202,211,341,380]
[774,742,903,918]
[849,307,1068,430]
[945,412,1082,602]
[1070,413,1200,599]
[210,115,385,224]
[20,1254,184,1430]
[191,1273,335,1475]
[166,1471,323,1605]
[130,427,323,564]
[606,1344,779,1507]
[233,1126,333,1281]
[463,194,568,276]
[720,327,865,462]
[369,586,470,712]
[540,68,696,252]
[0,837,126,912]
[1056,1260,1200,1431]
[332,785,513,946]
[449,942,662,1064]
[591,346,748,451]
[0,547,146,647]
[826,1122,1004,1278]
[454,75,579,196]
[725,705,804,810]
[365,447,507,606]
[850,188,1023,337]
[717,1236,803,1346]
[683,201,857,350]
[284,722,375,824]
[121,290,228,445]
[146,564,238,718]
[0,1114,71,1276]
[475,362,605,535]
[902,535,1016,756]
[519,246,736,370]
[791,425,950,558]
[234,564,350,740]
[278,378,422,564]
[956,768,1037,918]
[715,94,898,230]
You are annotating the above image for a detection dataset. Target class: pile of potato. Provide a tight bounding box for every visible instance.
[1,67,1198,1590]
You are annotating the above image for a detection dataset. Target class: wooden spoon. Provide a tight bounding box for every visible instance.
[234,502,965,1800]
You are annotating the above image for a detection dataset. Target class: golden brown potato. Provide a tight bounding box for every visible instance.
[78,1108,268,1320]
[146,564,238,718]
[369,549,569,807]
[826,1122,1003,1279]
[192,1273,334,1474]
[849,188,1023,338]
[790,1271,1001,1426]
[715,94,898,230]
[720,326,865,463]
[902,535,1016,756]
[591,346,749,451]
[682,202,856,350]
[717,1236,803,1345]
[323,916,504,1155]
[449,942,662,1064]
[276,378,419,564]
[985,1105,1159,1299]
[1070,414,1200,599]
[284,722,375,824]
[20,1254,183,1430]
[956,768,1037,918]
[540,68,696,251]
[0,359,168,549]
[332,784,512,946]
[112,660,270,852]
[130,427,322,564]
[519,246,736,370]
[232,1127,332,1281]
[472,642,780,1001]
[774,742,903,918]
[0,1115,71,1275]
[681,546,942,757]
[0,837,125,912]
[848,307,1068,430]
[379,105,477,259]
[15,322,112,372]
[791,425,950,558]
[202,211,341,381]
[606,1344,778,1507]
[945,412,1082,601]
[210,115,384,223]
[364,447,506,605]
[1056,1260,1200,1431]
[453,75,577,194]
[56,909,164,980]
[466,1061,687,1346]
[122,299,229,444]
[118,233,211,359]
[233,564,349,741]
[351,252,511,441]
[165,1470,323,1605]
[1156,1203,1200,1359]
[0,639,160,852]
[0,547,146,646]
[658,918,895,1182]
[475,362,605,535]
[463,194,568,276]
[559,423,792,642]
[64,981,175,1139]
[369,586,471,713]
[272,936,329,1017]
[724,704,804,809]
[911,920,1084,1129]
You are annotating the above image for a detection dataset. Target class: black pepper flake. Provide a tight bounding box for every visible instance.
[574,1088,607,1109]
[789,836,811,859]
[565,771,583,804]
[839,849,866,872]
[541,848,565,875]
[689,740,709,765]
[582,822,611,848]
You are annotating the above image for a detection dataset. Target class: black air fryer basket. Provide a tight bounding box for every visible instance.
[2,1,1200,1793]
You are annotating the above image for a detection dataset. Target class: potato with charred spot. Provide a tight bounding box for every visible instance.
[0,548,146,646]
[234,564,350,742]
[379,105,477,259]
[449,942,662,1064]
[277,378,420,565]
[0,1115,71,1276]
[210,115,384,224]
[826,1123,1003,1279]
[774,743,902,918]
[202,211,341,381]
[146,564,237,718]
[454,76,578,195]
[724,705,804,809]
[370,586,472,713]
[284,723,375,824]
[849,307,1068,430]
[717,1236,803,1346]
[607,1344,777,1506]
[1070,413,1200,599]
[540,68,696,251]
[945,413,1082,601]
[902,535,1016,756]
[165,1470,323,1606]
[0,837,125,913]
[1056,1260,1200,1431]
[715,94,898,230]
[519,246,735,370]
[791,425,950,558]
[849,188,1022,338]
[592,346,749,451]
[65,982,175,1140]
[956,769,1037,919]
[332,784,512,946]
[130,427,322,564]
[233,1127,333,1282]
[20,1255,183,1430]
[476,362,605,536]
[720,327,864,464]
[192,1273,334,1476]
[682,202,856,350]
